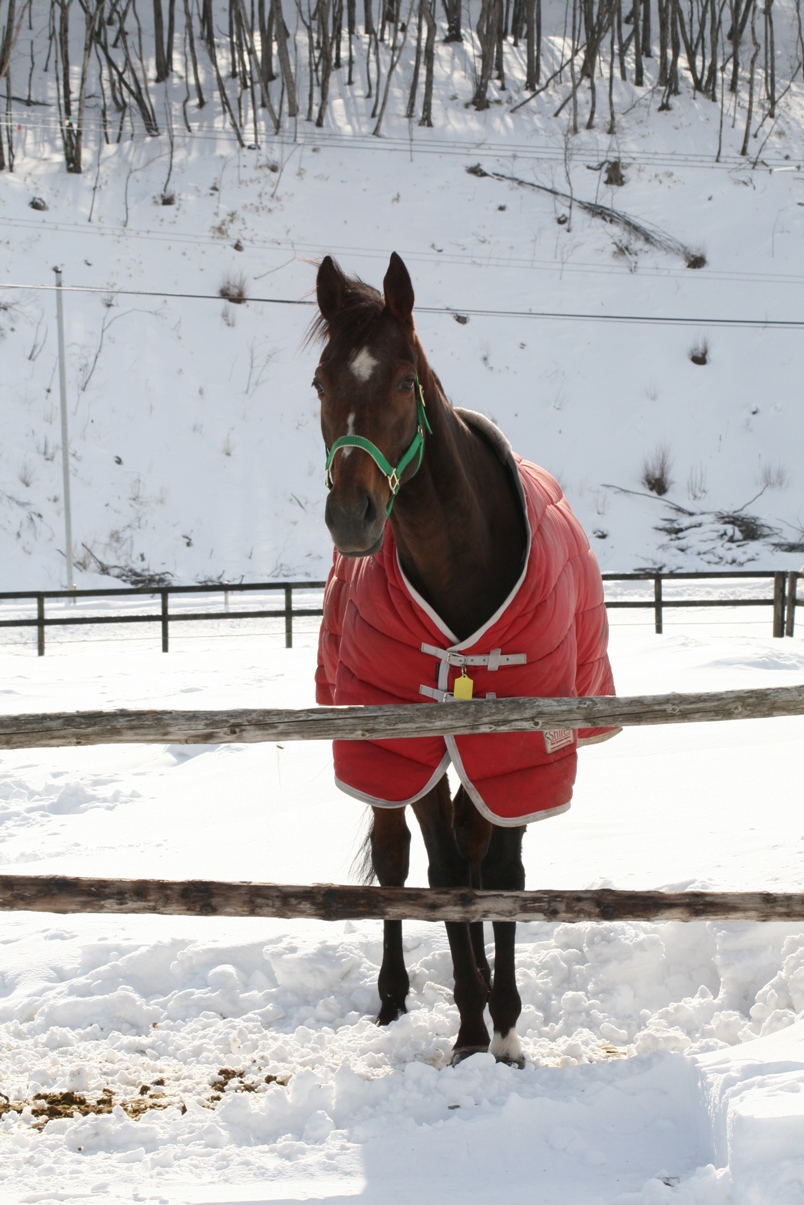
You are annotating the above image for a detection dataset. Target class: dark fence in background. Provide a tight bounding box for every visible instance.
[0,581,327,655]
[601,570,799,639]
[0,571,799,655]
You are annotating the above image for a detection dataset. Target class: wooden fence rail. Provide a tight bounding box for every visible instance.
[2,685,802,923]
[1,877,802,923]
[1,684,803,750]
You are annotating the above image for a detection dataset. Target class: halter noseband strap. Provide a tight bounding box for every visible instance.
[324,380,433,517]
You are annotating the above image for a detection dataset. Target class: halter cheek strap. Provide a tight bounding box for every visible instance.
[324,380,433,517]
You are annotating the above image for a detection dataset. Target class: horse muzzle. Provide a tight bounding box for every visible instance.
[325,489,386,558]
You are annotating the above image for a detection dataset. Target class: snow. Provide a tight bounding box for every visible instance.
[0,619,801,1203]
[4,28,804,587]
[2,4,804,1200]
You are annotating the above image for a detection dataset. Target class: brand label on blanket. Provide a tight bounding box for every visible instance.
[543,728,574,753]
[453,671,474,700]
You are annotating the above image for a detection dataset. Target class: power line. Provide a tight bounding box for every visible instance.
[9,215,804,288]
[2,280,802,328]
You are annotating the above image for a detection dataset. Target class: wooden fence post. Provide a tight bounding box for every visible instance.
[786,571,798,638]
[773,572,786,637]
[653,575,663,634]
[285,586,293,648]
[161,590,170,653]
[37,595,45,657]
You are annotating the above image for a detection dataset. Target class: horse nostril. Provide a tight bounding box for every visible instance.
[363,491,378,526]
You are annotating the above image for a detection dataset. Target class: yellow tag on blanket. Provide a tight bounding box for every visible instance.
[453,670,474,700]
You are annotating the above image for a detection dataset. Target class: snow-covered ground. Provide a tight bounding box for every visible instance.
[0,616,802,1204]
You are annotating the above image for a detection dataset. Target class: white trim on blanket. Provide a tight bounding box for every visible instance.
[395,409,533,653]
[334,753,451,809]
[446,733,571,826]
[577,727,622,747]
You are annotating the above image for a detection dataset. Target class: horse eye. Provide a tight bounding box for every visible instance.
[312,378,325,397]
[398,377,415,393]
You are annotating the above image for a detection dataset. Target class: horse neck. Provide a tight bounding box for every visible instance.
[390,354,528,641]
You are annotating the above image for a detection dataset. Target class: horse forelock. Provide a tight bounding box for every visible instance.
[308,276,386,363]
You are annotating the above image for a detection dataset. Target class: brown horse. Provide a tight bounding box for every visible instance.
[311,252,614,1067]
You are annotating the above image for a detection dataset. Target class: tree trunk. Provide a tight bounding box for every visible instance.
[473,0,500,107]
[764,0,775,117]
[406,0,424,117]
[316,0,333,125]
[441,0,461,40]
[524,0,539,86]
[180,0,203,104]
[419,0,436,122]
[272,0,298,115]
[153,0,167,78]
[258,0,276,83]
[674,0,704,90]
[740,0,759,154]
[656,0,668,84]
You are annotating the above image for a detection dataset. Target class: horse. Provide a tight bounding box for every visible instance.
[310,252,616,1067]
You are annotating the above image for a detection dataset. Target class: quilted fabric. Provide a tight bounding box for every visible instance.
[316,415,618,825]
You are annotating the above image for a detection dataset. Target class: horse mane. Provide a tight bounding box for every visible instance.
[306,267,385,359]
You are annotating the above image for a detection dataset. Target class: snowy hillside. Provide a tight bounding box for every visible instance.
[2,0,804,590]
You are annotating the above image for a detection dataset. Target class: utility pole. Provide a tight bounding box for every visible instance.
[53,267,76,593]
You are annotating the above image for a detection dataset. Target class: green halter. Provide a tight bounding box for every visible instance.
[324,380,433,516]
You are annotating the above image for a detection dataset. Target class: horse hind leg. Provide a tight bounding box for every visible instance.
[366,805,411,1025]
[452,786,492,988]
[483,824,527,1069]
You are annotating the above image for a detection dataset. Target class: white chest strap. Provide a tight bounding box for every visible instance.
[419,641,527,702]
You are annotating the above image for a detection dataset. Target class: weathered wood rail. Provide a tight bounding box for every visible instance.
[2,877,803,923]
[2,684,802,923]
[1,684,803,749]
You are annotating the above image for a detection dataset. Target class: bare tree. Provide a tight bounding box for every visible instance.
[272,0,298,115]
[473,0,502,108]
[441,0,461,40]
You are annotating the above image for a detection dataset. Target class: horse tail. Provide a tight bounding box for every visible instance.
[351,813,377,885]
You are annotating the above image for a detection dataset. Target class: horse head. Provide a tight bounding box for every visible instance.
[312,252,426,557]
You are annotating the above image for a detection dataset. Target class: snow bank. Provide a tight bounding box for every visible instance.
[0,622,801,1202]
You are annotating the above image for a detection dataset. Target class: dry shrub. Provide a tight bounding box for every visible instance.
[687,464,708,501]
[219,273,248,304]
[689,339,709,366]
[759,460,790,491]
[642,443,674,496]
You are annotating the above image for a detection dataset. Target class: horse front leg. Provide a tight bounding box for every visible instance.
[368,805,412,1025]
[413,780,490,1063]
[482,824,526,1068]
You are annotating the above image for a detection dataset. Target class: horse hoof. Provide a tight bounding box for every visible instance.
[450,1045,489,1066]
[376,1004,406,1026]
[490,1030,525,1068]
[495,1053,526,1070]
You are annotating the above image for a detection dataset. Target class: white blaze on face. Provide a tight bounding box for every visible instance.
[349,347,379,382]
[340,412,356,459]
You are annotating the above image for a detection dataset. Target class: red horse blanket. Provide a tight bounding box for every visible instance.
[316,413,618,825]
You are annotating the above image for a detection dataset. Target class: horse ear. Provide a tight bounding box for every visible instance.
[317,255,346,323]
[383,252,415,325]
